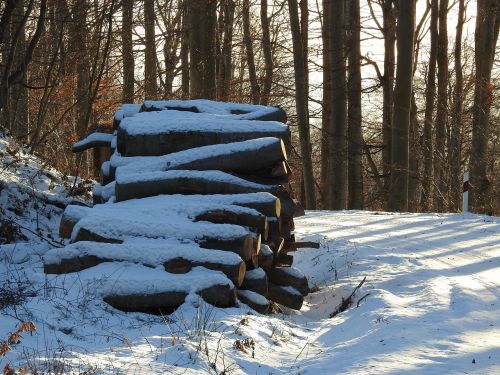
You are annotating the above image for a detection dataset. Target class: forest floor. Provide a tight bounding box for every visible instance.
[1,134,499,374]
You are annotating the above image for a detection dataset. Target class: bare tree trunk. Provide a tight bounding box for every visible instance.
[433,0,449,212]
[448,0,465,212]
[122,0,134,103]
[408,93,419,211]
[321,0,331,204]
[73,0,90,139]
[388,0,415,212]
[217,0,235,101]
[420,0,438,211]
[243,0,260,104]
[181,0,189,99]
[347,0,363,209]
[382,0,396,207]
[261,0,273,105]
[187,0,217,99]
[326,0,347,210]
[469,0,499,213]
[144,0,157,99]
[288,0,316,209]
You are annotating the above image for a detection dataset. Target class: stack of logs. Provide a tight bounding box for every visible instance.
[43,100,311,314]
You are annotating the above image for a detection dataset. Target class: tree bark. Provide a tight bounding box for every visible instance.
[321,0,332,204]
[347,0,363,209]
[187,0,217,99]
[326,0,347,210]
[243,0,260,104]
[388,0,415,212]
[144,0,157,99]
[122,0,134,103]
[469,0,499,213]
[433,0,449,212]
[287,0,317,210]
[448,0,465,212]
[260,0,273,105]
[217,0,235,101]
[420,0,438,211]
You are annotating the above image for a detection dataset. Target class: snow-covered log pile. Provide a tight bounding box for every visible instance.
[43,100,310,315]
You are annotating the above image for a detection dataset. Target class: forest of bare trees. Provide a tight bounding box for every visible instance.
[0,0,498,214]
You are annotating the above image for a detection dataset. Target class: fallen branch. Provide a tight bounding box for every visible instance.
[330,276,366,318]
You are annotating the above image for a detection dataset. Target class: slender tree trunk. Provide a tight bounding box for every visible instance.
[433,0,449,211]
[420,0,438,211]
[321,0,331,204]
[122,0,134,103]
[388,0,415,212]
[408,92,419,211]
[261,0,273,105]
[288,0,316,209]
[217,0,235,101]
[347,0,363,209]
[382,0,396,207]
[144,0,157,99]
[448,0,465,212]
[326,0,347,210]
[243,0,260,104]
[469,0,499,213]
[73,0,90,139]
[181,0,189,99]
[187,0,217,99]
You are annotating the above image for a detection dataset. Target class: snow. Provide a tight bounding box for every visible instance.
[244,267,266,280]
[1,136,500,374]
[142,99,283,121]
[119,110,289,136]
[44,239,244,268]
[237,289,269,306]
[113,103,141,123]
[115,169,275,190]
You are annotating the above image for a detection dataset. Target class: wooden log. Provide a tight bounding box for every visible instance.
[104,282,236,313]
[100,161,113,185]
[104,291,187,314]
[115,170,289,203]
[245,253,259,270]
[267,217,282,237]
[44,242,246,286]
[169,138,288,174]
[198,233,260,262]
[72,132,113,153]
[117,126,291,157]
[237,290,270,314]
[140,100,287,123]
[240,268,268,296]
[258,244,274,270]
[267,283,303,310]
[194,209,268,240]
[281,198,305,218]
[59,205,91,238]
[274,251,293,267]
[267,267,309,296]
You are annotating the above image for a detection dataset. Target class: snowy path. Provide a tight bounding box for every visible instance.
[2,211,499,374]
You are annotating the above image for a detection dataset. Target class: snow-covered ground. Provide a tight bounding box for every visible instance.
[1,136,499,374]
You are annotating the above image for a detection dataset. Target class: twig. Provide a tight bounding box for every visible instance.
[8,218,63,248]
[356,293,371,308]
[330,276,367,318]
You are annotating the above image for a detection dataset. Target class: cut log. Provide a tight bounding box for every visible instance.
[169,138,287,174]
[104,291,187,314]
[285,241,320,250]
[114,170,289,203]
[100,161,113,185]
[281,198,305,218]
[274,251,293,267]
[194,209,268,240]
[258,244,274,270]
[59,205,91,238]
[267,283,303,310]
[117,120,291,156]
[72,132,113,153]
[267,266,309,296]
[198,233,260,262]
[240,268,268,296]
[267,217,282,237]
[140,99,287,123]
[44,241,246,286]
[237,290,270,314]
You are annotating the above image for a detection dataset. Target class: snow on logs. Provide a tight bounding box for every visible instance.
[53,100,310,314]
